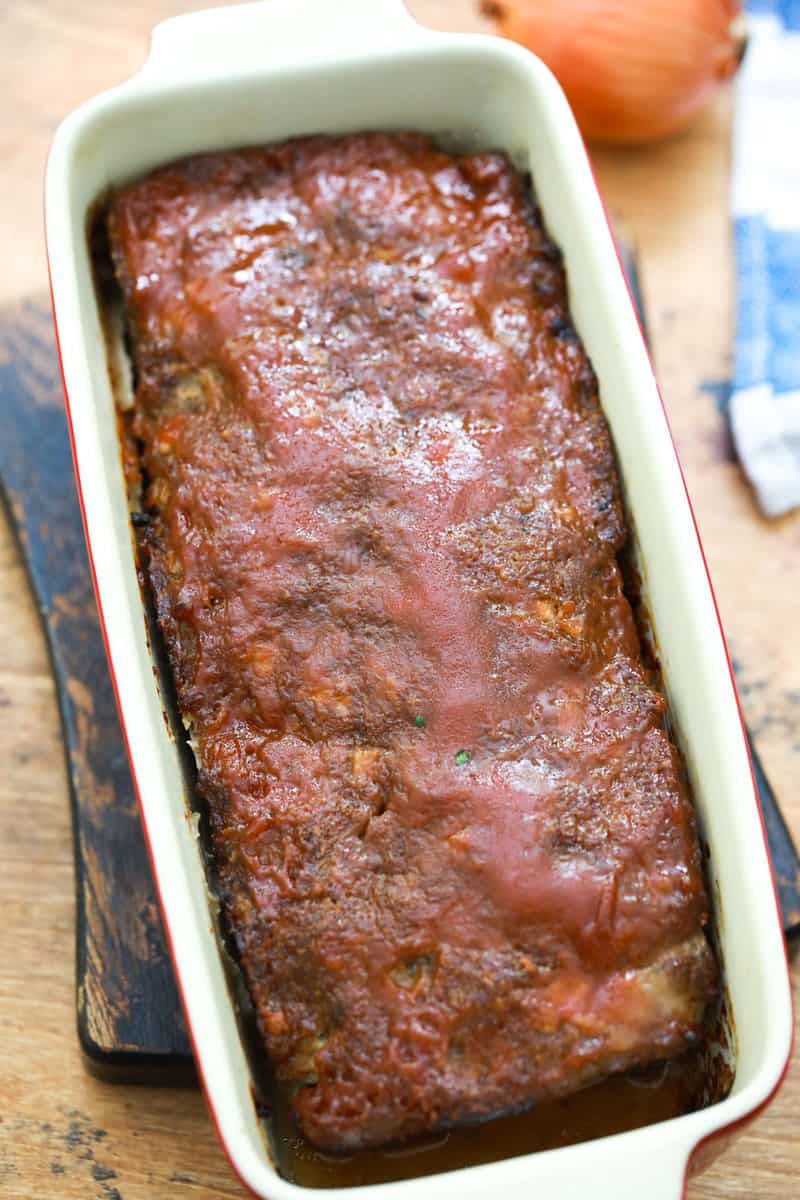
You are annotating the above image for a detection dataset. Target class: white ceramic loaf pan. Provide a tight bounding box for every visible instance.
[45,1,793,1196]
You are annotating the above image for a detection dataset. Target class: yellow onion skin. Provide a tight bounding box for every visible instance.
[482,0,746,145]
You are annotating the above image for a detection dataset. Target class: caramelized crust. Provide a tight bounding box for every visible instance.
[109,133,716,1152]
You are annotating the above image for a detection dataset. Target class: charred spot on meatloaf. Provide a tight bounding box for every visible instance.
[108,132,717,1153]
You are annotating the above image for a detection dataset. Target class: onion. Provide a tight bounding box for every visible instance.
[481,0,747,144]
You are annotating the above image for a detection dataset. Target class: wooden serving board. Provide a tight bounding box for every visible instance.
[0,298,193,1083]
[0,291,797,1084]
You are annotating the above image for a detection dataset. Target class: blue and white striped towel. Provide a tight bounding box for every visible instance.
[730,0,800,516]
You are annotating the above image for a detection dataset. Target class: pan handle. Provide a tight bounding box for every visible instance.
[142,0,428,81]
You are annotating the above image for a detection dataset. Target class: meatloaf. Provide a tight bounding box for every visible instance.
[108,133,717,1153]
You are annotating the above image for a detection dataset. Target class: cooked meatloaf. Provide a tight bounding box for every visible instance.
[108,132,717,1153]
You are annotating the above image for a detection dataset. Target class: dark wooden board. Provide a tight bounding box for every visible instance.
[0,297,194,1082]
[0,290,797,1082]
[747,731,800,939]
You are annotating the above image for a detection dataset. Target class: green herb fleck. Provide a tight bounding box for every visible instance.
[415,714,426,728]
[454,749,471,766]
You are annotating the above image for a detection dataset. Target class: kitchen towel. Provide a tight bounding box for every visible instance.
[730,0,800,517]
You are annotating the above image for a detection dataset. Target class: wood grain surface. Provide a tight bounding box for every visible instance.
[1,2,798,1197]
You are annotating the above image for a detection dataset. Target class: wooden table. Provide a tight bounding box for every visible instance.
[1,2,797,1196]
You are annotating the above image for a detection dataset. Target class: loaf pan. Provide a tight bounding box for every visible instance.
[45,2,793,1196]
